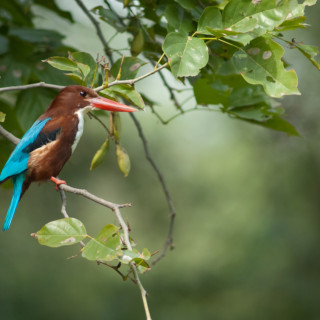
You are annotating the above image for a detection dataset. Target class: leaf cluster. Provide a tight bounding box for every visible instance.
[32,218,152,276]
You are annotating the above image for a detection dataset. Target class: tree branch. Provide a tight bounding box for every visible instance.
[129,114,176,264]
[94,62,168,91]
[0,125,20,145]
[0,82,63,93]
[74,0,114,64]
[1,126,152,320]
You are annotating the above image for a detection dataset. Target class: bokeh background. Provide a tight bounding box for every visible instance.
[0,1,320,319]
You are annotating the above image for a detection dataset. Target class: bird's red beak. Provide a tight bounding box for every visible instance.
[89,96,137,112]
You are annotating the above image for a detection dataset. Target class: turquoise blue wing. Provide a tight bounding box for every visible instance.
[0,118,51,182]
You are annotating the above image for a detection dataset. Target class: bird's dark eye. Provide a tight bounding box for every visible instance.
[80,91,87,97]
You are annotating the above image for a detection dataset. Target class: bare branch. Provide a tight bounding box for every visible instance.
[94,62,168,92]
[0,82,63,93]
[0,125,20,145]
[129,114,176,265]
[74,0,114,64]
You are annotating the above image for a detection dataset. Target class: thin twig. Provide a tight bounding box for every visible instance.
[130,114,176,265]
[0,82,63,93]
[94,62,168,91]
[74,0,114,64]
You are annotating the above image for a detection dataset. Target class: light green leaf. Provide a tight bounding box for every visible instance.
[82,224,122,262]
[110,57,146,80]
[276,16,307,31]
[222,0,290,45]
[294,43,320,70]
[288,0,317,19]
[197,7,223,35]
[233,36,300,98]
[90,138,110,171]
[72,52,98,86]
[44,56,78,72]
[34,218,87,248]
[116,144,130,177]
[105,84,144,109]
[121,248,151,273]
[65,72,84,85]
[163,32,209,77]
[0,112,5,123]
[130,29,145,56]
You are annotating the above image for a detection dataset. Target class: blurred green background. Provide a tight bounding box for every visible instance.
[1,1,320,319]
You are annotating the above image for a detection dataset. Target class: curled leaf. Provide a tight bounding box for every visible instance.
[90,138,110,171]
[116,143,130,177]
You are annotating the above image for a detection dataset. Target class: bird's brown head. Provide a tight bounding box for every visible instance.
[46,85,137,116]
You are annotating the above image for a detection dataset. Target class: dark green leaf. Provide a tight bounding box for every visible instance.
[164,4,194,34]
[194,77,230,107]
[15,88,57,130]
[71,52,98,86]
[0,35,9,55]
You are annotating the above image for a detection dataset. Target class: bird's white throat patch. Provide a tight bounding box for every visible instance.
[72,106,92,153]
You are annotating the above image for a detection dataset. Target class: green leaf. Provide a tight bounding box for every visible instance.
[293,43,320,71]
[276,16,307,31]
[247,116,299,136]
[65,72,84,85]
[164,4,194,34]
[112,112,121,142]
[82,225,122,262]
[222,0,290,45]
[91,6,127,32]
[288,0,317,19]
[163,32,209,77]
[0,35,9,55]
[71,52,98,86]
[130,29,145,56]
[34,218,87,248]
[233,36,300,98]
[194,77,230,107]
[121,248,151,274]
[110,57,146,80]
[116,144,131,177]
[34,0,74,22]
[105,84,144,109]
[174,0,197,10]
[197,7,223,35]
[90,138,110,171]
[229,85,270,107]
[0,112,5,123]
[44,56,78,72]
[15,88,57,130]
[9,28,64,46]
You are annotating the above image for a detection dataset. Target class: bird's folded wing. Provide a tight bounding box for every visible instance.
[0,118,51,182]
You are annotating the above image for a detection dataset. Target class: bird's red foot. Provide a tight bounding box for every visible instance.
[50,176,67,190]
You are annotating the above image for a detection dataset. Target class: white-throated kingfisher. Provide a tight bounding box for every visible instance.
[0,85,137,231]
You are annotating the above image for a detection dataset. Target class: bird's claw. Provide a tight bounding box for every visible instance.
[50,176,67,190]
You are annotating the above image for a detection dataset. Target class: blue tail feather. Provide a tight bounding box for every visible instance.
[3,173,25,231]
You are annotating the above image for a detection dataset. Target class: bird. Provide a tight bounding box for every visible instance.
[0,85,137,231]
